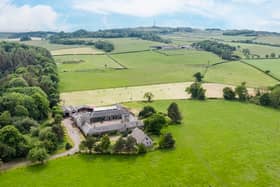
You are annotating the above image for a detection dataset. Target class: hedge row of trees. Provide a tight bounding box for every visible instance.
[192,40,238,60]
[49,38,114,52]
[49,29,171,44]
[223,83,280,108]
[0,42,63,163]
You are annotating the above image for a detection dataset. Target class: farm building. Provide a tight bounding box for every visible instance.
[70,105,143,135]
[130,128,153,147]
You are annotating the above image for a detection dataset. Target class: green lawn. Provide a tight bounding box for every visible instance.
[1,100,280,186]
[58,50,221,92]
[205,62,278,87]
[245,59,280,79]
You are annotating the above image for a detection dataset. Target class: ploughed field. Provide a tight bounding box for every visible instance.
[1,100,280,186]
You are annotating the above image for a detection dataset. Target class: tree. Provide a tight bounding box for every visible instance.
[235,82,249,102]
[159,133,175,149]
[14,105,29,117]
[270,86,280,108]
[80,136,97,153]
[144,113,166,135]
[223,87,236,100]
[167,102,182,124]
[138,106,156,119]
[95,135,111,153]
[265,54,269,58]
[137,144,147,154]
[0,142,16,162]
[144,92,154,102]
[126,136,137,153]
[259,93,271,106]
[270,53,276,58]
[14,117,39,134]
[65,142,72,150]
[7,77,28,88]
[242,49,250,57]
[186,82,206,100]
[0,111,12,128]
[113,137,126,153]
[28,147,48,164]
[0,125,29,158]
[193,72,204,82]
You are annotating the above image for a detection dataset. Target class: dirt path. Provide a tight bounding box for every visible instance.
[61,82,256,106]
[0,118,83,171]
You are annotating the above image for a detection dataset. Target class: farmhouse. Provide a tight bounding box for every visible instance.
[69,105,143,136]
[130,128,153,147]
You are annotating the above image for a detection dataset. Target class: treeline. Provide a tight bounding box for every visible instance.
[232,39,280,48]
[49,38,114,52]
[49,29,171,44]
[7,31,56,39]
[192,40,239,60]
[223,29,280,36]
[0,42,63,162]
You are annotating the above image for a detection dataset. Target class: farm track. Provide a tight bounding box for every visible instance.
[61,82,256,106]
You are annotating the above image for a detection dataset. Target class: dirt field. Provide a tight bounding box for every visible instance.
[60,82,256,106]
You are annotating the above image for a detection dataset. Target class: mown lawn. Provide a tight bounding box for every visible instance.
[1,100,280,186]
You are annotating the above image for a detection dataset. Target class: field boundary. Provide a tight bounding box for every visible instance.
[106,54,128,69]
[109,49,150,55]
[152,49,184,56]
[240,60,280,82]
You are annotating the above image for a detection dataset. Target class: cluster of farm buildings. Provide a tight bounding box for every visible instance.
[63,104,153,147]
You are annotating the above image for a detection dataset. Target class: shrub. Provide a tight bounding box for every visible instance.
[138,106,156,119]
[270,86,280,108]
[223,87,236,100]
[137,144,147,154]
[259,93,271,106]
[159,133,175,149]
[65,142,72,150]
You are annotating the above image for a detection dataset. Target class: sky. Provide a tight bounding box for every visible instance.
[0,0,280,32]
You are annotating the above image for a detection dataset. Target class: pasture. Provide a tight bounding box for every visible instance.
[58,50,221,92]
[1,100,280,186]
[205,61,278,87]
[245,59,280,79]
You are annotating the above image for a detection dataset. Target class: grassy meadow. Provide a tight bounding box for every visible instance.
[58,50,221,92]
[245,59,280,79]
[1,100,280,186]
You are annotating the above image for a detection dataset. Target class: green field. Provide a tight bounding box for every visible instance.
[58,50,221,92]
[245,59,280,79]
[1,100,280,186]
[205,62,278,87]
[19,40,82,51]
[58,50,278,92]
[55,55,122,72]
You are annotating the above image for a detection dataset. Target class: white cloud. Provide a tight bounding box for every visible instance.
[73,0,280,32]
[0,0,59,32]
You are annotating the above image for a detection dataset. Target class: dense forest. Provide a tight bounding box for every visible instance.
[0,42,63,162]
[192,40,239,60]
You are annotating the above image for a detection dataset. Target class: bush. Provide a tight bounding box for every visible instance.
[223,87,236,100]
[259,93,271,106]
[270,86,280,108]
[186,82,206,100]
[137,144,147,154]
[144,113,166,135]
[138,106,156,119]
[65,142,72,150]
[159,133,175,149]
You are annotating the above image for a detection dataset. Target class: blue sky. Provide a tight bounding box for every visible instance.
[0,0,280,32]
